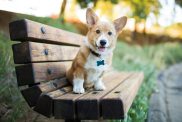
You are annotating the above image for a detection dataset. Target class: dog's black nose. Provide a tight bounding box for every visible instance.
[100,40,107,46]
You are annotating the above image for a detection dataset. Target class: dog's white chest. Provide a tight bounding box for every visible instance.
[84,54,109,71]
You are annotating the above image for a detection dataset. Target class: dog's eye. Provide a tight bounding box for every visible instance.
[96,30,100,34]
[108,31,112,36]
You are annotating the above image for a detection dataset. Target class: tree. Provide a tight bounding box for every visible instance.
[124,0,161,36]
[76,0,161,40]
[59,0,67,23]
[76,0,161,34]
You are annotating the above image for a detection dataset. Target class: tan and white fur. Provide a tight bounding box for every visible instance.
[66,8,127,94]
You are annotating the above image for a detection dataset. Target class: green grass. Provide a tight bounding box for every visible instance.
[0,15,182,121]
[112,41,182,122]
[0,33,28,122]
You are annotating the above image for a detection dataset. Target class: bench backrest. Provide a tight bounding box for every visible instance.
[10,19,84,86]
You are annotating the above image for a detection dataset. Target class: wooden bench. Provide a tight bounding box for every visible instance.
[9,19,144,121]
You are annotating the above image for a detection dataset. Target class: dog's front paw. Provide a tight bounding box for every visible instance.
[73,78,85,94]
[94,81,106,91]
[73,86,85,94]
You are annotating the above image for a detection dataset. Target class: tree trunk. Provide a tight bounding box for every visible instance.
[143,21,146,35]
[93,0,97,7]
[132,21,137,41]
[59,0,67,23]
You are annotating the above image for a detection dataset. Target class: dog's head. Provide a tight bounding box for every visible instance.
[85,8,127,54]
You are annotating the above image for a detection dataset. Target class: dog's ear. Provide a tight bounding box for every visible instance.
[86,8,98,27]
[113,16,127,33]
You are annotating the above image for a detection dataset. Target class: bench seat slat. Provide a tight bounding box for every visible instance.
[101,73,144,119]
[16,62,72,86]
[53,72,132,120]
[21,78,68,107]
[34,86,72,117]
[76,72,132,119]
[12,42,79,64]
[9,19,84,46]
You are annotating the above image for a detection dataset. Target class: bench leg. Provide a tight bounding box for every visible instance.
[65,119,81,122]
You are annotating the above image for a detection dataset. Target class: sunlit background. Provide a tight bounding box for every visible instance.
[1,0,182,25]
[0,0,182,122]
[1,0,182,39]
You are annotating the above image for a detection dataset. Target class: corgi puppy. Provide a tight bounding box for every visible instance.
[66,8,127,94]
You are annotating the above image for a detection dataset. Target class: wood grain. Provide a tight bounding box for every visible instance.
[15,62,72,86]
[12,42,79,64]
[53,71,132,119]
[9,19,84,46]
[101,72,144,119]
[21,77,69,107]
[34,86,72,117]
[76,72,132,119]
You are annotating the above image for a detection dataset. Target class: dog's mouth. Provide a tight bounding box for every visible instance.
[95,42,107,52]
[98,46,106,52]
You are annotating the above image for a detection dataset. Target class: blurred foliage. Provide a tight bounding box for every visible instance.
[123,0,161,22]
[76,0,119,8]
[165,23,182,38]
[76,0,161,22]
[123,0,161,35]
[76,0,96,8]
[76,0,161,34]
[175,0,182,7]
[95,0,115,19]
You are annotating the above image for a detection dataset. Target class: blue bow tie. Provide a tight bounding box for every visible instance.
[97,60,105,66]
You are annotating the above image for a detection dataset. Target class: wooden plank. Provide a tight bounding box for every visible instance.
[53,71,132,119]
[54,89,91,119]
[12,42,79,64]
[15,62,72,86]
[76,72,132,120]
[34,86,72,117]
[9,19,84,46]
[101,73,144,119]
[21,77,69,107]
